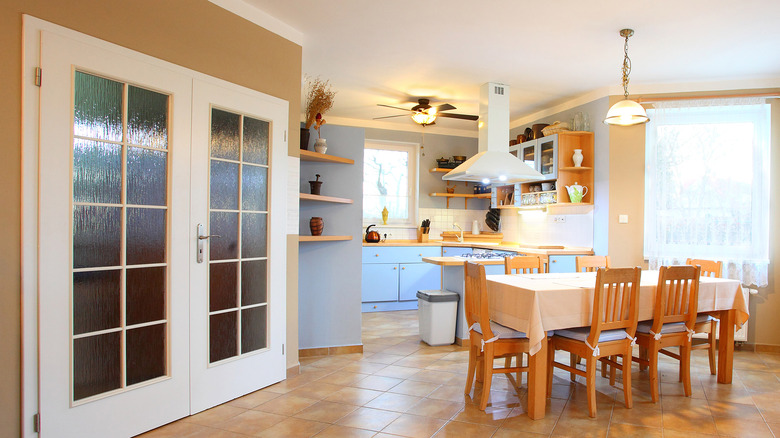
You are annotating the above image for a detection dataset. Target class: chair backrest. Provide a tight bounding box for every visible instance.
[587,267,642,346]
[685,258,722,278]
[504,255,542,274]
[651,265,701,333]
[464,261,494,339]
[576,255,610,273]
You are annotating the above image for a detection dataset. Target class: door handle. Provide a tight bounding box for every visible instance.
[197,223,220,263]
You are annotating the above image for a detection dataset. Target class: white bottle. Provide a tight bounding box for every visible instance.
[472,220,480,235]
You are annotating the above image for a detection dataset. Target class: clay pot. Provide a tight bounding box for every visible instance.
[532,123,549,139]
[300,127,310,150]
[309,181,323,195]
[309,217,323,236]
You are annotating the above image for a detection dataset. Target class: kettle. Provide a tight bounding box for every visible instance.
[565,182,588,203]
[365,224,381,243]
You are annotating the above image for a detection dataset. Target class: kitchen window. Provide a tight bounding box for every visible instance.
[363,140,418,227]
[643,97,770,287]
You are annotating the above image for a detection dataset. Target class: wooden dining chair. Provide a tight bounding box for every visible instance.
[686,258,723,375]
[464,261,530,410]
[633,265,701,402]
[547,267,642,417]
[576,255,611,273]
[504,255,542,274]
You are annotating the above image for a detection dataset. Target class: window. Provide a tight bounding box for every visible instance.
[644,98,770,287]
[363,140,418,226]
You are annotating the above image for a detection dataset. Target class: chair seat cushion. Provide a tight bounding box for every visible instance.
[472,321,526,339]
[636,321,687,335]
[696,314,718,323]
[554,327,629,343]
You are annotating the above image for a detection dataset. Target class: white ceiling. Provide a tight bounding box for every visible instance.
[227,0,780,135]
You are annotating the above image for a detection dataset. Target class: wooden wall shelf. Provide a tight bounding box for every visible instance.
[300,149,354,164]
[429,192,490,208]
[299,235,353,242]
[299,193,353,204]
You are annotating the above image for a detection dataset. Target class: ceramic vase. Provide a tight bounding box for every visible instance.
[309,217,323,236]
[300,127,310,150]
[572,149,584,167]
[314,138,327,154]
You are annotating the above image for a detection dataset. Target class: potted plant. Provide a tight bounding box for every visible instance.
[303,76,336,152]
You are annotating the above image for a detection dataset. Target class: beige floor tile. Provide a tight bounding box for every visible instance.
[407,398,464,420]
[610,403,663,428]
[393,356,440,368]
[294,400,359,423]
[766,422,780,436]
[428,385,471,404]
[188,427,256,438]
[751,390,780,418]
[365,392,422,413]
[342,361,392,374]
[551,416,610,438]
[136,421,212,437]
[433,420,496,438]
[605,423,662,437]
[381,413,447,438]
[253,394,319,416]
[184,405,247,427]
[707,399,764,421]
[319,370,369,386]
[388,380,441,397]
[287,382,345,400]
[337,407,402,431]
[450,403,512,426]
[375,364,425,379]
[226,390,281,409]
[661,410,717,435]
[313,424,376,437]
[713,417,775,437]
[324,386,384,406]
[493,428,549,437]
[407,370,459,385]
[214,410,286,435]
[351,375,404,391]
[361,353,406,365]
[500,408,558,435]
[255,417,329,438]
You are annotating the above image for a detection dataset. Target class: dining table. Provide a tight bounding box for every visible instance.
[486,270,749,420]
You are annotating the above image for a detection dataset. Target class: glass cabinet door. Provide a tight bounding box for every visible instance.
[538,135,558,179]
[520,141,537,169]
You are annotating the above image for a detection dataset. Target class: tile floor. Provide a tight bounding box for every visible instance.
[140,310,780,437]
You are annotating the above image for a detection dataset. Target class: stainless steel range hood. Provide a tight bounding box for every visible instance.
[443,82,543,184]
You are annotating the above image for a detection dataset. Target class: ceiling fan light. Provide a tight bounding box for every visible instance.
[411,111,437,125]
[604,99,649,126]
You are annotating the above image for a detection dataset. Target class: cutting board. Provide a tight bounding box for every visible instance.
[441,232,503,243]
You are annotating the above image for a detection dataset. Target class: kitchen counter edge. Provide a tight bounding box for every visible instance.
[362,240,593,255]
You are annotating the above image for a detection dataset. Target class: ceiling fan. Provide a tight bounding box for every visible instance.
[374,98,478,126]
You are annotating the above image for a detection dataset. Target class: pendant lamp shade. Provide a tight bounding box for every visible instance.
[604,99,649,126]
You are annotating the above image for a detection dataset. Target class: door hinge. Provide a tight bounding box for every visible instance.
[33,413,40,433]
[34,67,42,87]
[282,344,285,355]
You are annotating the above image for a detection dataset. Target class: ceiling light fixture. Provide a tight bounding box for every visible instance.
[411,108,437,126]
[604,28,649,126]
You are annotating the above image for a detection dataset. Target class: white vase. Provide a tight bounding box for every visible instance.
[314,138,327,154]
[572,149,583,167]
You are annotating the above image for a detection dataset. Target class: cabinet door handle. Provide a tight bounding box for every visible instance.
[401,267,405,270]
[393,266,397,270]
[418,253,422,256]
[551,259,557,263]
[375,254,379,257]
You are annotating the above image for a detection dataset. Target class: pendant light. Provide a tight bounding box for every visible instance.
[411,108,437,126]
[604,29,649,126]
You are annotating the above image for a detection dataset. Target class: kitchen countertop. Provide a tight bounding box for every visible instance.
[363,240,593,255]
[422,256,505,266]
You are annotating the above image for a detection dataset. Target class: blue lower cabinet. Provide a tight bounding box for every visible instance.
[399,263,441,301]
[362,246,442,312]
[441,246,471,257]
[361,264,400,302]
[484,263,507,275]
[548,255,577,273]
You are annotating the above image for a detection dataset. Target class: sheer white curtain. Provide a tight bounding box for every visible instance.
[644,97,770,287]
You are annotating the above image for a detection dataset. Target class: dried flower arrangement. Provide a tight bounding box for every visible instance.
[303,76,336,138]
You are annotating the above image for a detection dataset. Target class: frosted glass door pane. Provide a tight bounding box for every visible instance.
[209,212,239,260]
[74,72,123,141]
[209,262,238,312]
[126,208,166,265]
[73,139,121,204]
[126,267,166,325]
[210,312,238,362]
[242,116,269,165]
[241,306,267,353]
[128,86,168,149]
[73,205,121,268]
[241,260,267,306]
[127,147,167,206]
[241,213,267,258]
[73,270,121,335]
[210,160,239,210]
[73,332,121,400]
[210,109,240,160]
[241,165,267,211]
[126,324,166,385]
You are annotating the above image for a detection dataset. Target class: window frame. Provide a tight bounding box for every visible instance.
[362,139,419,228]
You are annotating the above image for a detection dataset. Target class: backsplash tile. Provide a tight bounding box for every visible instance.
[500,209,594,248]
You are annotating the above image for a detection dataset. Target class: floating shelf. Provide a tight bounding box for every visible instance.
[299,193,353,204]
[546,202,593,215]
[299,235,353,242]
[429,192,490,209]
[558,166,593,171]
[430,167,457,173]
[299,149,354,164]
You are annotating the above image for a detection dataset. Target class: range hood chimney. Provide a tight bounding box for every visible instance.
[443,82,543,184]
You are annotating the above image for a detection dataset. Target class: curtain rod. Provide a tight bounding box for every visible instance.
[637,92,780,104]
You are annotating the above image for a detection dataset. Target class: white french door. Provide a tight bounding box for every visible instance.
[32,22,287,437]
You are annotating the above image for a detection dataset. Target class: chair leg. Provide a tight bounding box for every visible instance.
[639,346,648,372]
[546,339,555,396]
[609,356,618,386]
[649,344,660,403]
[480,344,494,410]
[681,342,692,397]
[708,321,717,375]
[570,353,578,381]
[476,352,484,383]
[586,357,597,418]
[465,345,477,395]
[623,345,633,409]
[516,353,523,384]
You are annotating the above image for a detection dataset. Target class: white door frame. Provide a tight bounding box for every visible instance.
[21,16,288,437]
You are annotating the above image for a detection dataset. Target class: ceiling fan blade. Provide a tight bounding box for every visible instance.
[437,112,479,121]
[377,103,413,112]
[373,114,408,120]
[435,103,456,112]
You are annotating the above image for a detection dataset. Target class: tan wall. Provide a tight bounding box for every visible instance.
[0,1,301,436]
[606,92,780,346]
